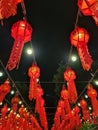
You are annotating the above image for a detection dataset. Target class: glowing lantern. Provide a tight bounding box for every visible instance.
[28,63,40,100]
[0,80,11,102]
[6,20,33,70]
[64,67,78,104]
[70,27,93,71]
[77,0,98,25]
[1,104,8,116]
[35,86,48,130]
[80,99,91,122]
[60,86,71,114]
[87,84,98,116]
[11,94,20,112]
[73,106,82,129]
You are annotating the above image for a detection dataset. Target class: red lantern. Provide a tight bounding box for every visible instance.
[77,0,98,25]
[6,20,33,70]
[80,99,91,122]
[28,63,40,100]
[70,27,93,71]
[0,80,11,102]
[11,94,20,112]
[73,106,82,129]
[87,85,98,116]
[60,86,71,114]
[35,86,48,130]
[1,104,8,116]
[64,67,78,104]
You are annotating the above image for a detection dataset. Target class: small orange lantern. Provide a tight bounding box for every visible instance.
[60,86,71,114]
[64,67,78,104]
[1,104,8,116]
[28,63,40,100]
[80,99,91,121]
[87,85,98,116]
[70,27,93,71]
[6,20,33,70]
[11,93,20,112]
[77,0,98,25]
[0,80,11,102]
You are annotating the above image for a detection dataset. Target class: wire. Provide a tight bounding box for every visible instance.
[77,68,98,102]
[66,8,80,67]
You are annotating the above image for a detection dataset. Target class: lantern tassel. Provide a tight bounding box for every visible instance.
[68,80,77,104]
[77,42,93,71]
[6,37,24,70]
[29,78,37,100]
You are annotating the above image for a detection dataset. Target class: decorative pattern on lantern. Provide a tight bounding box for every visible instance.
[6,20,33,70]
[70,27,93,71]
[28,63,40,100]
[77,0,98,25]
[64,67,78,104]
[0,0,23,20]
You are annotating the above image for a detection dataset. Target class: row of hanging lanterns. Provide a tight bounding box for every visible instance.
[52,83,98,130]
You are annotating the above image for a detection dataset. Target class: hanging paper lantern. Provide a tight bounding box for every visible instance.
[80,99,91,122]
[73,106,82,130]
[28,63,40,100]
[77,0,98,25]
[1,104,8,116]
[35,86,48,130]
[6,20,33,70]
[70,27,93,71]
[64,67,78,104]
[11,93,20,112]
[0,80,11,102]
[60,86,71,114]
[87,84,98,116]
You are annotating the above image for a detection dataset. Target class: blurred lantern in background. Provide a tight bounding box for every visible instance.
[87,84,98,116]
[11,93,20,112]
[80,99,91,122]
[0,80,11,102]
[70,27,93,71]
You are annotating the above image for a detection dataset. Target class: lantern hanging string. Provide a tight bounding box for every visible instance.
[21,0,27,19]
[20,0,37,65]
[0,60,33,112]
[66,8,80,67]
